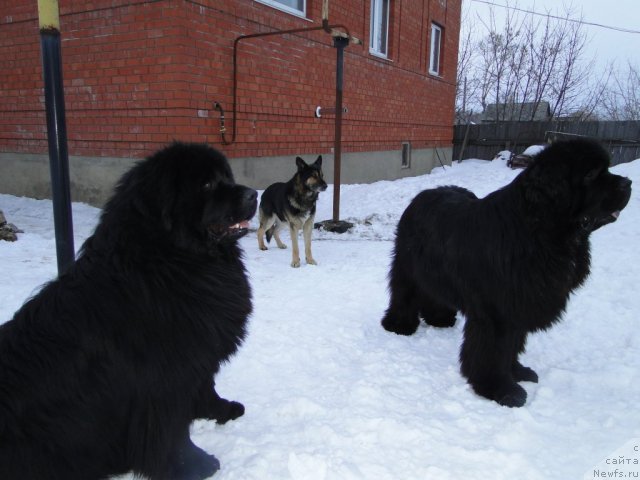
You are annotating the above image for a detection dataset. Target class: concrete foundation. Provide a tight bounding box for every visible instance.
[0,146,452,207]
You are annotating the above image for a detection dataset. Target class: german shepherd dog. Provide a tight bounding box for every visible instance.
[257,156,327,267]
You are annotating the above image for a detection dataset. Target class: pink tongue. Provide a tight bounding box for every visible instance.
[235,220,250,229]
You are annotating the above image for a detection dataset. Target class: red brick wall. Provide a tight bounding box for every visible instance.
[0,0,460,159]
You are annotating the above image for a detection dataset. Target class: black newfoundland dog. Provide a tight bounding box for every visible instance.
[0,143,257,479]
[382,138,632,407]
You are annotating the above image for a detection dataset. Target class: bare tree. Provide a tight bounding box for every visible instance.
[600,62,640,120]
[455,3,477,123]
[542,9,604,119]
[474,5,528,120]
[456,1,607,121]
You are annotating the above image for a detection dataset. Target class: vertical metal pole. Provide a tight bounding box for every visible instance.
[332,36,348,222]
[38,0,75,274]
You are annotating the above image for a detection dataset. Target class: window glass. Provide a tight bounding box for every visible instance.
[256,0,305,17]
[370,0,390,57]
[429,23,442,75]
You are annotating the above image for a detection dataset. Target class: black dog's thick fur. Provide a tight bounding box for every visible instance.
[0,143,257,479]
[382,138,632,407]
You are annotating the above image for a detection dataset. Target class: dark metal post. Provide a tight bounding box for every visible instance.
[332,36,348,222]
[38,0,75,274]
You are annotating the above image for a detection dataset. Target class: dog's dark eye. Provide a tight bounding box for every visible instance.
[584,169,600,184]
[203,181,215,191]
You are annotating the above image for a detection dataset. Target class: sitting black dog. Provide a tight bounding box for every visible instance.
[0,143,257,479]
[382,139,632,407]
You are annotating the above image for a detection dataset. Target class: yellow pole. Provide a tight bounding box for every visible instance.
[37,0,61,30]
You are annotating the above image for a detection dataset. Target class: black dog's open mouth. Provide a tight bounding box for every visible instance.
[208,220,251,241]
[586,180,632,232]
[604,210,622,224]
[586,209,624,232]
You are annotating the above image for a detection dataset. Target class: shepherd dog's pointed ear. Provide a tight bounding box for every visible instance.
[314,155,323,168]
[296,156,308,171]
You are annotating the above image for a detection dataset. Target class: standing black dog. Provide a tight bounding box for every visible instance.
[257,156,327,268]
[381,139,632,407]
[0,143,257,479]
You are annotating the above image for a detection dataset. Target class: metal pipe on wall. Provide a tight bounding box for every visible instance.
[229,22,353,145]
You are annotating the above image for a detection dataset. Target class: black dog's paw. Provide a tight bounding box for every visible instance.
[381,313,419,336]
[215,399,245,425]
[513,362,539,383]
[171,443,221,480]
[495,383,528,408]
[471,379,528,408]
[423,313,456,328]
[420,303,457,328]
[181,453,220,480]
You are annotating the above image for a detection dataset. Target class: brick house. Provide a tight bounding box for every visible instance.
[0,0,461,206]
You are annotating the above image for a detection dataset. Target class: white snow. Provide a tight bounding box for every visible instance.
[521,144,547,156]
[1,155,639,480]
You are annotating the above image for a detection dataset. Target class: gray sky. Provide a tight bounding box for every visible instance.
[464,0,640,72]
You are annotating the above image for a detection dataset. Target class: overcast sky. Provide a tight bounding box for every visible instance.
[463,0,640,72]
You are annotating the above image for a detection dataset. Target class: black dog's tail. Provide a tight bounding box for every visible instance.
[265,225,276,243]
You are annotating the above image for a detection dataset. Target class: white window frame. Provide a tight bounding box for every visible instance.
[429,22,443,75]
[255,0,306,19]
[369,0,390,58]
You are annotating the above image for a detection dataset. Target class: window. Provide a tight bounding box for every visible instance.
[401,142,411,168]
[370,0,390,58]
[256,0,305,17]
[429,23,443,75]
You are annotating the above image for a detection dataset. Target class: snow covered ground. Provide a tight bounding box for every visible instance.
[1,155,639,480]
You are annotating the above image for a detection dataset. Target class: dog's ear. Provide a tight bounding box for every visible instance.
[160,204,173,231]
[522,161,571,221]
[313,155,323,168]
[296,156,308,171]
[129,189,172,231]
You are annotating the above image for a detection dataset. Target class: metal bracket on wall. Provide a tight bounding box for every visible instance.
[315,106,348,118]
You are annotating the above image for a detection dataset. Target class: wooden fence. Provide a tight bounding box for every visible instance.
[453,120,640,165]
